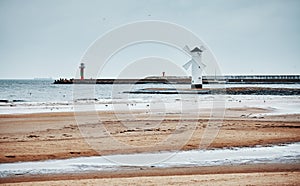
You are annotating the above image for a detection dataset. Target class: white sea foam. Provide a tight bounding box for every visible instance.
[0,142,299,177]
[0,95,299,115]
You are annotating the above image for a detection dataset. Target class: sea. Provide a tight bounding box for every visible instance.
[0,79,299,115]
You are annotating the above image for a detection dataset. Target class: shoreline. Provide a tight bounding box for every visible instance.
[0,93,299,116]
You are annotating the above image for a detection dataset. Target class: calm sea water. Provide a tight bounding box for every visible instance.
[0,79,75,103]
[0,79,186,103]
[0,79,299,103]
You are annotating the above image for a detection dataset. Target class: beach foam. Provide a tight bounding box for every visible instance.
[0,142,299,177]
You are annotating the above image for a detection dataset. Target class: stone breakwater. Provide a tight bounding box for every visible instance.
[124,87,300,96]
[53,75,300,84]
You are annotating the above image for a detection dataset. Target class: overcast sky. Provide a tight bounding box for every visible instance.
[0,0,299,79]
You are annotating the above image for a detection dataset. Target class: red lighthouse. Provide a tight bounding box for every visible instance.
[79,63,85,80]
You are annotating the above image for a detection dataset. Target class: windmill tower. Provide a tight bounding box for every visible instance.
[183,46,206,89]
[79,63,85,80]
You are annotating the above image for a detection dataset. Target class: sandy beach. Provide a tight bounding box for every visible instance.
[1,106,299,185]
[1,109,300,163]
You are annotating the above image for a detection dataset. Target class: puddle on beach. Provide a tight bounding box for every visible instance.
[0,143,299,178]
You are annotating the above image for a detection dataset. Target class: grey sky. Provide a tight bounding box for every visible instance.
[0,0,299,79]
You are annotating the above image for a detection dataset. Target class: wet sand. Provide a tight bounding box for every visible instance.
[1,164,300,185]
[0,107,299,184]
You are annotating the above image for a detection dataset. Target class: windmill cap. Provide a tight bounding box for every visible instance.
[190,47,203,53]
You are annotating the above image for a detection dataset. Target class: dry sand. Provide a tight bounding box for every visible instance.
[0,107,299,185]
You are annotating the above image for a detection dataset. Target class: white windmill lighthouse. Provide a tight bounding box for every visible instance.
[183,46,206,89]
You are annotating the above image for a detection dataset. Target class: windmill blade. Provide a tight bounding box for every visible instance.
[192,57,206,69]
[183,45,192,56]
[198,62,206,69]
[200,46,206,51]
[190,59,204,69]
[182,60,193,70]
